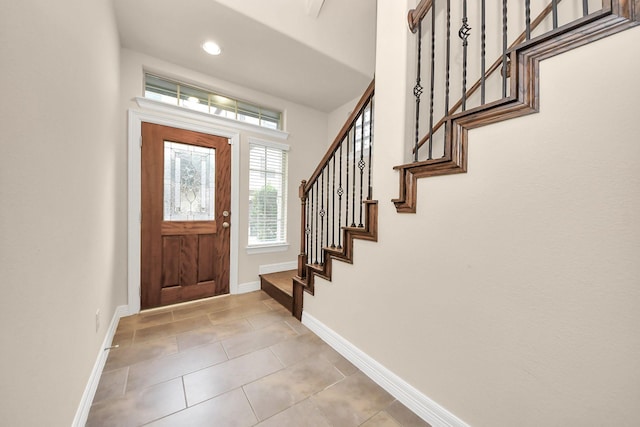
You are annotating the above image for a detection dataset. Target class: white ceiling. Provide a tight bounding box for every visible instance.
[112,0,377,112]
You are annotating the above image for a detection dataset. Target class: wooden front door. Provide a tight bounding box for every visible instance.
[141,123,231,309]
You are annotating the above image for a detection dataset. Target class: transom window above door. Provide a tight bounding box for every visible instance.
[145,74,283,131]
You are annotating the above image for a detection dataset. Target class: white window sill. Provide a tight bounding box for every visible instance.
[246,243,290,255]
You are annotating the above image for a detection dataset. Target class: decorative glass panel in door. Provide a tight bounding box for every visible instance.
[163,141,215,221]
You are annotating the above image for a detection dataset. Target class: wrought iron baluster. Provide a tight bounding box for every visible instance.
[319,168,325,259]
[331,153,336,248]
[413,22,423,162]
[337,142,343,249]
[502,0,508,98]
[318,181,322,264]
[367,98,374,200]
[445,0,451,139]
[325,159,330,245]
[552,0,558,29]
[459,0,471,111]
[428,0,436,160]
[481,0,486,104]
[583,0,588,16]
[345,130,350,228]
[358,112,365,227]
[304,193,313,264]
[351,125,356,228]
[526,0,531,40]
[312,184,317,264]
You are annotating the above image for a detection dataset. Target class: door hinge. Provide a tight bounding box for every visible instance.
[139,212,142,223]
[139,136,143,148]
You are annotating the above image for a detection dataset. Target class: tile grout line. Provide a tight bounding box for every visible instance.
[384,408,407,427]
[220,337,231,361]
[136,377,188,426]
[122,366,130,398]
[283,318,303,336]
[314,365,347,396]
[267,345,287,369]
[308,394,333,426]
[358,410,387,427]
[240,386,261,425]
[180,376,188,408]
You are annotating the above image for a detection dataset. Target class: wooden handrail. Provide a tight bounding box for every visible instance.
[303,78,375,194]
[414,0,560,153]
[294,79,377,320]
[408,0,433,33]
[396,0,639,214]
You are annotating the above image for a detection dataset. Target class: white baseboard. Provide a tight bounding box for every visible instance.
[237,281,261,294]
[72,304,129,427]
[301,312,471,427]
[258,260,297,275]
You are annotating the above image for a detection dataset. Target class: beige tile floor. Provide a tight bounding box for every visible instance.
[87,291,431,427]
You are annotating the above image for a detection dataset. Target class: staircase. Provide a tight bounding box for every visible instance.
[393,0,639,213]
[259,270,297,312]
[290,0,638,320]
[291,80,376,320]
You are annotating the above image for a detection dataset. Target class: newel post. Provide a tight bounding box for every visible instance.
[297,180,308,279]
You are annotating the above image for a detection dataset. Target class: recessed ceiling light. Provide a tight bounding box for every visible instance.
[202,41,221,56]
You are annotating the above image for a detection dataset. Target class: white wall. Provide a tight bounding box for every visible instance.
[0,0,124,425]
[327,95,361,146]
[120,49,329,286]
[304,1,640,425]
[213,0,376,76]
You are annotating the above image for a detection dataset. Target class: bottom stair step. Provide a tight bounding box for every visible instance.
[259,269,296,314]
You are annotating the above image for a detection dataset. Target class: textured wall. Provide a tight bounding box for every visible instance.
[0,0,124,424]
[304,1,640,425]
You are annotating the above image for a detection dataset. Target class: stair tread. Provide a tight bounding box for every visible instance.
[260,269,296,296]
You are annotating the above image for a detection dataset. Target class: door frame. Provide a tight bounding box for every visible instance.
[127,102,240,314]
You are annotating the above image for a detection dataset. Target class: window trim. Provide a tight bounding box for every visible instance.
[144,73,284,131]
[135,97,289,141]
[126,104,241,313]
[245,242,290,255]
[248,138,290,153]
[247,137,290,251]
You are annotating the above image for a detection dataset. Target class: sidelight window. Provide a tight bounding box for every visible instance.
[248,140,289,247]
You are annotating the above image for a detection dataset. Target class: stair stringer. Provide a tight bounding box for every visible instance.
[292,200,378,319]
[393,8,639,213]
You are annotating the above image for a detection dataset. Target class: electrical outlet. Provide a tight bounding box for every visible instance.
[95,309,100,332]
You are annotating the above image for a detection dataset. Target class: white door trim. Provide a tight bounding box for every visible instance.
[127,107,241,314]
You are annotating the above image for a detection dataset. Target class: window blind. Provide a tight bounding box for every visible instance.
[248,142,288,245]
